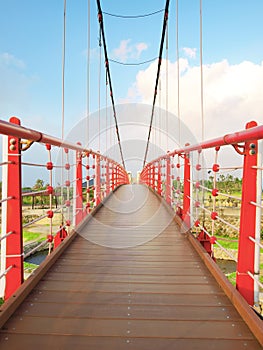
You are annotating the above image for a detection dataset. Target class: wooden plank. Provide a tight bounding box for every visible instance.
[15,302,242,321]
[0,184,262,349]
[25,290,233,307]
[0,334,261,350]
[35,280,223,294]
[1,316,256,339]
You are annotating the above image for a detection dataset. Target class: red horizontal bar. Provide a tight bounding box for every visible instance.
[144,123,263,165]
[170,123,263,157]
[0,119,125,171]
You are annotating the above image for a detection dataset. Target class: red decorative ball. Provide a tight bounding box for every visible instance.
[212,188,218,197]
[47,234,53,243]
[65,200,71,207]
[195,181,200,189]
[64,148,69,154]
[45,144,51,151]
[195,201,200,208]
[210,236,217,244]
[47,185,53,195]
[65,163,70,170]
[196,164,201,171]
[194,220,200,227]
[211,211,218,220]
[46,162,53,170]
[66,220,71,226]
[47,210,53,218]
[65,180,70,187]
[212,164,220,172]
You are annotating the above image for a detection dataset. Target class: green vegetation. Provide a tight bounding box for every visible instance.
[226,271,237,286]
[23,231,41,242]
[215,236,239,250]
[24,261,38,273]
[226,264,263,286]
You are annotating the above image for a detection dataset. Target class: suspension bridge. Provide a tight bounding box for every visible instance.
[1,1,263,349]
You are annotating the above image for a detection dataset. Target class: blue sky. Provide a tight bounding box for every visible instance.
[1,0,263,183]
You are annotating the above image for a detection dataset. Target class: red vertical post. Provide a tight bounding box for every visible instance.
[147,165,150,187]
[117,166,120,186]
[75,146,83,226]
[157,161,162,195]
[4,117,23,300]
[149,164,153,189]
[182,152,191,228]
[153,163,156,191]
[166,156,171,205]
[105,159,110,196]
[95,154,101,206]
[111,164,115,191]
[236,121,258,305]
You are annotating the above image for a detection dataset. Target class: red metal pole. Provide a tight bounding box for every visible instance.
[236,121,258,305]
[182,153,191,228]
[4,117,23,300]
[157,161,162,195]
[75,147,83,226]
[105,159,110,196]
[95,155,101,206]
[111,164,115,191]
[166,156,171,205]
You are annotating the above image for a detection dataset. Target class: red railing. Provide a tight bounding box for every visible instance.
[0,117,129,300]
[140,121,263,307]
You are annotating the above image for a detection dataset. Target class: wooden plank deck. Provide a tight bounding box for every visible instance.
[0,184,262,349]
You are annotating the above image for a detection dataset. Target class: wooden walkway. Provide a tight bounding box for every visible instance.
[0,184,262,349]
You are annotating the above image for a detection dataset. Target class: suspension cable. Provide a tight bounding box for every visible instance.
[176,0,181,145]
[61,0,66,224]
[166,21,169,151]
[200,0,204,142]
[103,9,164,19]
[143,0,170,167]
[96,0,126,169]
[61,0,66,142]
[200,0,206,223]
[109,57,158,66]
[98,27,102,151]
[86,0,90,145]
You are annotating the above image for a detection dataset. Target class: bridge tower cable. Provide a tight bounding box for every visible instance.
[61,0,67,225]
[96,0,126,170]
[176,0,181,146]
[143,0,170,167]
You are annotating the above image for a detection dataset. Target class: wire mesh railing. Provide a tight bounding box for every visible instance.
[140,121,263,309]
[0,116,129,301]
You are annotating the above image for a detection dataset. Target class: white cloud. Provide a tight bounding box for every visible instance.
[182,47,197,59]
[135,42,148,58]
[112,39,132,62]
[125,58,263,145]
[0,52,25,69]
[112,40,148,62]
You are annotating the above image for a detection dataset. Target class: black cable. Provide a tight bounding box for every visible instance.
[109,57,158,66]
[103,9,164,19]
[143,0,170,168]
[96,0,126,170]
